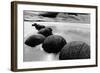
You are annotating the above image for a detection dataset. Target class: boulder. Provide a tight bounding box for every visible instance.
[42,35,67,53]
[38,27,53,37]
[25,34,46,47]
[59,41,90,60]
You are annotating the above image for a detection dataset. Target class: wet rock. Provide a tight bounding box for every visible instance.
[25,34,46,47]
[59,41,90,60]
[38,27,53,37]
[32,23,45,30]
[42,35,67,53]
[39,12,58,18]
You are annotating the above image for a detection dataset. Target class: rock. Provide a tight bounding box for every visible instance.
[32,23,45,30]
[42,35,67,53]
[59,41,90,60]
[38,27,53,37]
[25,34,46,47]
[39,12,58,18]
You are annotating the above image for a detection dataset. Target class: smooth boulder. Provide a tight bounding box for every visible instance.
[38,27,53,37]
[42,35,67,53]
[25,34,46,47]
[59,41,90,60]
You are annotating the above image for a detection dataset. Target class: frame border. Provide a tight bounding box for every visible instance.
[11,1,98,72]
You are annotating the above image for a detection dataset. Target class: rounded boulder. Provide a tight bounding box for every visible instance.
[38,27,53,37]
[42,35,67,53]
[59,41,90,60]
[25,34,46,47]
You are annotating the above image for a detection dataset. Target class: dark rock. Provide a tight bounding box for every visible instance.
[38,27,53,37]
[32,23,45,30]
[25,34,46,47]
[39,12,58,18]
[42,35,67,53]
[68,13,78,16]
[59,41,90,60]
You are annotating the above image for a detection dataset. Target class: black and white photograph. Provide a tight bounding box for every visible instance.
[23,11,90,62]
[11,1,97,71]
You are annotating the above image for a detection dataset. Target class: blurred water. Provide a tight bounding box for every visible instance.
[23,22,90,62]
[24,11,90,24]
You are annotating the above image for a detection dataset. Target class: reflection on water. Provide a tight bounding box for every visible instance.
[23,22,90,62]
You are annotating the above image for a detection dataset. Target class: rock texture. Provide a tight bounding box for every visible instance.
[59,41,90,60]
[42,35,67,53]
[25,34,46,47]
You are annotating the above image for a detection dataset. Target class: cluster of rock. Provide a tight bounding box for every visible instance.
[25,23,90,60]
